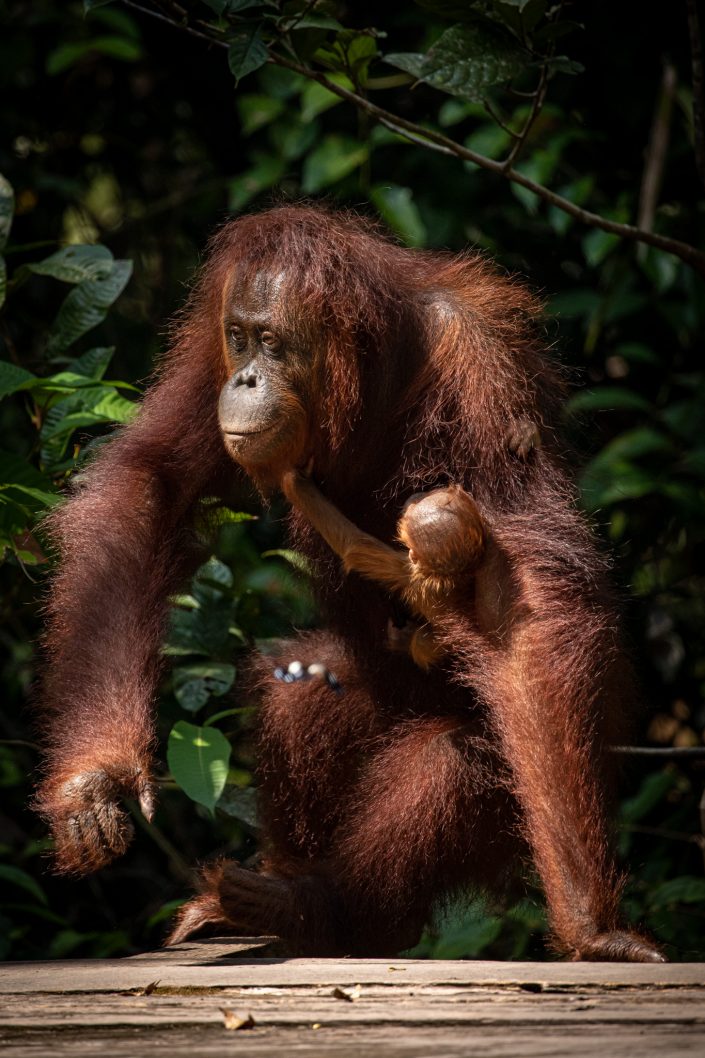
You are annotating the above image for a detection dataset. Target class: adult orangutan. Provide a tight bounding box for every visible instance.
[35,205,663,962]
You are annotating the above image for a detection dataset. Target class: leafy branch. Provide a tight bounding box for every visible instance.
[118,0,705,276]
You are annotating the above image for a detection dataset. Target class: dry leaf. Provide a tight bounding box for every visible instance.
[131,980,160,996]
[221,1008,256,1031]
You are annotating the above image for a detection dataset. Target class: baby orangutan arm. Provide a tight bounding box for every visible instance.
[281,469,410,593]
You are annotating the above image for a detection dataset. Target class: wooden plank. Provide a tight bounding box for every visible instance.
[2,946,704,993]
[1,943,703,1058]
[2,981,704,1026]
[2,1025,705,1058]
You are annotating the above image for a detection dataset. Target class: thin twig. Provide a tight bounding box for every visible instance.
[484,100,519,139]
[686,0,705,192]
[610,745,705,759]
[637,62,677,260]
[503,64,549,171]
[120,0,705,277]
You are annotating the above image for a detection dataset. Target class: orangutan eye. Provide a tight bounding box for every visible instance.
[229,325,246,350]
[260,330,281,352]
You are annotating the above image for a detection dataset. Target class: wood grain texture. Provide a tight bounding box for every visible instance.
[1,941,703,1057]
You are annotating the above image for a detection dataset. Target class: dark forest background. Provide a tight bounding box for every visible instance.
[1,0,704,961]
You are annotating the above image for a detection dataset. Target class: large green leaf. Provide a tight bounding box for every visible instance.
[167,721,231,812]
[46,260,132,354]
[385,22,529,103]
[0,174,14,252]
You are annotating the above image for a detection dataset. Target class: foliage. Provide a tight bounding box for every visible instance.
[0,0,704,960]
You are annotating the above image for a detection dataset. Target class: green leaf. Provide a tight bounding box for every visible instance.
[0,174,14,252]
[228,26,269,84]
[28,245,113,284]
[71,345,115,380]
[0,360,37,399]
[83,0,116,10]
[173,662,236,713]
[370,185,426,247]
[46,260,132,355]
[0,450,52,493]
[217,785,259,827]
[0,864,47,905]
[546,55,584,75]
[261,547,313,575]
[620,770,675,824]
[228,152,287,212]
[47,36,142,76]
[167,720,231,812]
[382,52,425,81]
[567,387,652,414]
[301,134,368,193]
[582,228,619,267]
[648,877,705,908]
[40,387,137,444]
[1,483,59,508]
[315,30,379,84]
[236,93,285,136]
[300,74,350,122]
[386,22,529,103]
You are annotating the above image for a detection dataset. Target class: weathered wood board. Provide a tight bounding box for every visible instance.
[1,939,703,1057]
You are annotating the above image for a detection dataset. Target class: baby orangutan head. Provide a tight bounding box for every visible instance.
[397,486,486,579]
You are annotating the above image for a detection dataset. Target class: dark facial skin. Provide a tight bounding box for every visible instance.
[218,271,310,485]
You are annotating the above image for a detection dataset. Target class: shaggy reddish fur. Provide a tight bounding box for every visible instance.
[36,205,663,961]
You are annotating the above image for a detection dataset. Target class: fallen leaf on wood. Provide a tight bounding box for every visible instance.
[130,980,160,996]
[221,1008,256,1031]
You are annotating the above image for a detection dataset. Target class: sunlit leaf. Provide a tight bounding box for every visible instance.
[167,720,231,812]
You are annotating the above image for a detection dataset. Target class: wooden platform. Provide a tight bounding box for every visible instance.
[1,939,704,1056]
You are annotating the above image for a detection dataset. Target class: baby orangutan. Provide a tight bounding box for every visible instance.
[281,420,539,670]
[281,470,485,671]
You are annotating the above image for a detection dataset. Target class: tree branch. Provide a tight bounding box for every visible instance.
[121,0,705,277]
